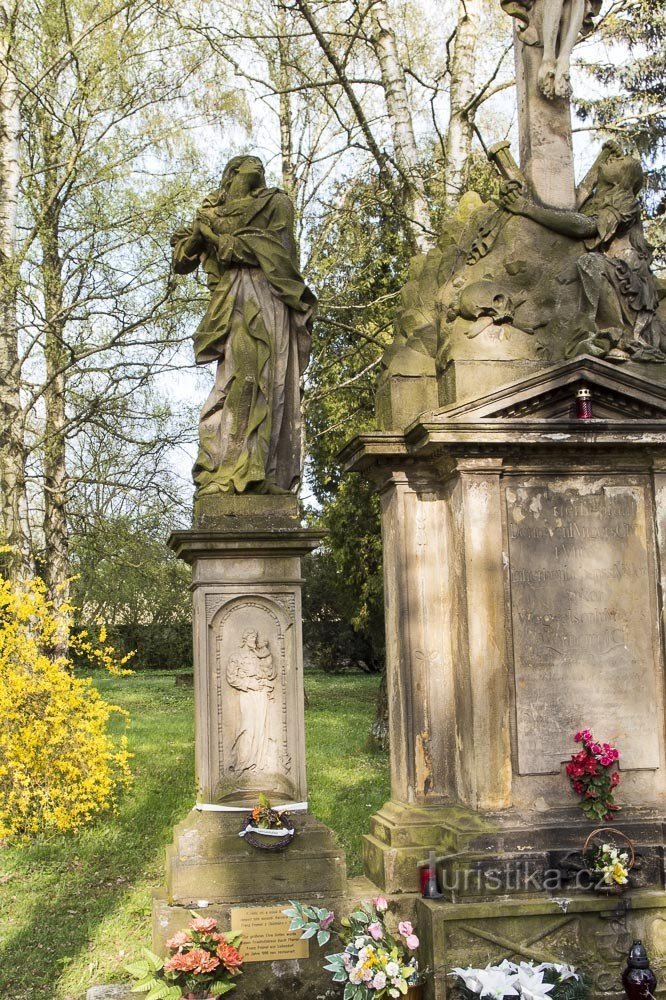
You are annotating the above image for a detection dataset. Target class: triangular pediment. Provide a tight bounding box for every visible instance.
[418,356,666,426]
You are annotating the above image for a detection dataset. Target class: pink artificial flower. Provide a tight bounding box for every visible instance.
[190,916,218,934]
[320,911,335,930]
[368,921,383,940]
[611,771,621,787]
[405,934,420,950]
[600,755,613,767]
[398,921,413,937]
[373,896,389,913]
[166,930,191,950]
[372,972,387,990]
[590,743,602,756]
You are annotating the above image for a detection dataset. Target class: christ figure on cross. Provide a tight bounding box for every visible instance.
[502,0,601,100]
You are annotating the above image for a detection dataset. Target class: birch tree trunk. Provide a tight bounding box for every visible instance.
[369,0,433,251]
[444,0,482,209]
[36,0,69,629]
[0,0,28,578]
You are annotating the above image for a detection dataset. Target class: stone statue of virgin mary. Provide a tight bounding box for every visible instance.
[171,155,316,496]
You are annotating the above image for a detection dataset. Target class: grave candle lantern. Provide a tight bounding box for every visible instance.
[622,940,657,1000]
[575,386,593,420]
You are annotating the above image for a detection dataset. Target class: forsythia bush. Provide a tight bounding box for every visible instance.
[0,573,133,840]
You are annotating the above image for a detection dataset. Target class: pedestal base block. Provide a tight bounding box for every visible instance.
[364,802,494,894]
[163,808,347,907]
[419,891,666,1000]
[153,878,380,1000]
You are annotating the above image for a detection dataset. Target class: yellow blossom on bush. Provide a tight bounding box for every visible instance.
[0,573,132,840]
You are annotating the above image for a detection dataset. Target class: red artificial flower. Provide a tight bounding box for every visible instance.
[572,780,584,794]
[590,743,603,756]
[611,771,621,787]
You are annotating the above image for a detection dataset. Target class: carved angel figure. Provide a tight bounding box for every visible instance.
[502,0,602,99]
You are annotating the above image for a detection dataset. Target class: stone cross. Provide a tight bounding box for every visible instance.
[504,0,601,209]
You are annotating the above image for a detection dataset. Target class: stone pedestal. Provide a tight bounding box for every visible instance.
[342,356,666,994]
[156,498,348,965]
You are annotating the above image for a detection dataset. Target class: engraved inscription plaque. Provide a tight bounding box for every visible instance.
[230,905,309,963]
[507,478,660,774]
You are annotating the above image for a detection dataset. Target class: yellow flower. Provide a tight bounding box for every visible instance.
[0,574,132,840]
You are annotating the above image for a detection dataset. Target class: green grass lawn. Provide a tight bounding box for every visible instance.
[0,670,387,1000]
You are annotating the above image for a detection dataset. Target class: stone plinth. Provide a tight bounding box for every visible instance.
[418,891,666,1000]
[168,506,320,805]
[341,356,666,895]
[152,877,384,1000]
[164,808,346,906]
[157,501,349,962]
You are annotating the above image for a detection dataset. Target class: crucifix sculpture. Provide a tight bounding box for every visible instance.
[502,0,602,208]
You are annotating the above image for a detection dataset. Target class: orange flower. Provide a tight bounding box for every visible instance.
[165,948,220,975]
[216,941,243,973]
[252,807,262,823]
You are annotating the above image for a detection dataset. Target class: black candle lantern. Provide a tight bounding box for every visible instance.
[575,386,593,420]
[622,941,657,1000]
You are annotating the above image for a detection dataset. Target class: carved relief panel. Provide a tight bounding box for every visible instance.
[209,595,298,802]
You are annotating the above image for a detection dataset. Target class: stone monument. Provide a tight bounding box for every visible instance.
[156,155,352,998]
[343,6,666,999]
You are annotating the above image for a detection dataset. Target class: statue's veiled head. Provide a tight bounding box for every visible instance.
[219,155,266,201]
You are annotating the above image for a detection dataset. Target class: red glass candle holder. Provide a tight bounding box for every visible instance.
[575,386,592,420]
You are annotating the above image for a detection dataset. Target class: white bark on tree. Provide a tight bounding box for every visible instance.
[0,0,28,578]
[444,0,482,209]
[369,0,433,251]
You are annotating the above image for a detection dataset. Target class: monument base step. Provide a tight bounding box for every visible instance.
[165,808,347,905]
[152,877,391,1000]
[365,800,666,896]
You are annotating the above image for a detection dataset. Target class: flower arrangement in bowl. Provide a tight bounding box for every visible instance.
[449,960,586,1000]
[565,729,620,822]
[284,896,426,998]
[239,793,294,851]
[583,827,634,894]
[125,912,243,999]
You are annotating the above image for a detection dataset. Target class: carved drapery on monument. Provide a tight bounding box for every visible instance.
[156,158,347,983]
[376,2,666,431]
[171,155,315,497]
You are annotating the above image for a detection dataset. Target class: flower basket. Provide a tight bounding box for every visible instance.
[239,814,295,851]
[238,794,295,851]
[583,827,634,893]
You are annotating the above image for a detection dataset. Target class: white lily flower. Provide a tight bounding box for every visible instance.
[476,967,519,998]
[515,969,555,1000]
[451,967,483,993]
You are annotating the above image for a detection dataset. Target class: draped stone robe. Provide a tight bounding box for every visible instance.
[172,187,316,495]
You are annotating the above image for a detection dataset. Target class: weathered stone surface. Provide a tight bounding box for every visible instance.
[168,524,322,805]
[507,476,661,774]
[418,890,666,1000]
[171,155,315,498]
[164,808,347,906]
[153,878,403,999]
[343,357,666,894]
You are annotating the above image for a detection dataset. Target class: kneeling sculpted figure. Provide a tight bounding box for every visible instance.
[501,141,665,360]
[171,155,316,496]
